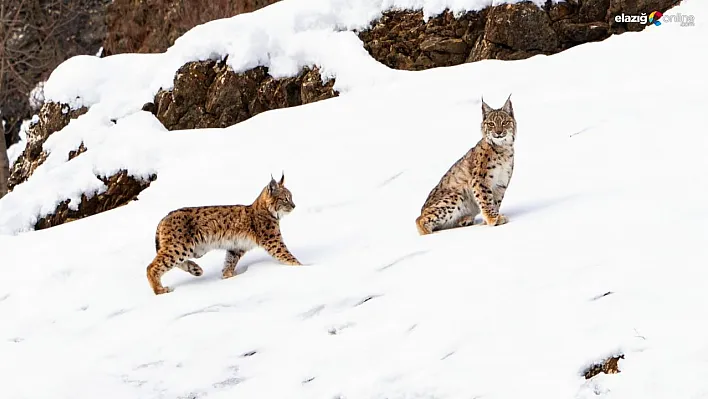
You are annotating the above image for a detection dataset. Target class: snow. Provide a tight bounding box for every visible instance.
[5,118,33,167]
[28,81,46,111]
[1,0,708,398]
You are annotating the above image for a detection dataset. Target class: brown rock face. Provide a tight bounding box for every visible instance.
[486,3,559,52]
[147,61,338,130]
[358,10,488,70]
[104,0,281,55]
[34,170,157,231]
[358,0,681,70]
[8,103,89,190]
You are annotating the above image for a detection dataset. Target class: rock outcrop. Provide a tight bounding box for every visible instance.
[104,0,281,55]
[584,354,624,379]
[34,170,157,231]
[7,103,157,231]
[145,61,338,130]
[8,103,89,190]
[357,0,681,70]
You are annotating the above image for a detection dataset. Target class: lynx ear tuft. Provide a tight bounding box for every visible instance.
[268,176,278,193]
[279,171,285,186]
[502,94,513,116]
[481,97,493,119]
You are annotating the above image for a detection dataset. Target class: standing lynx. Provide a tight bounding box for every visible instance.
[146,174,301,295]
[416,96,517,235]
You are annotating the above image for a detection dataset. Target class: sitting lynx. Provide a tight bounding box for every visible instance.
[146,173,302,295]
[416,96,517,235]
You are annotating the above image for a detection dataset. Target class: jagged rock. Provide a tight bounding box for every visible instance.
[420,37,468,54]
[358,0,682,70]
[358,10,487,71]
[554,21,610,44]
[8,103,88,190]
[104,0,282,55]
[485,3,559,52]
[584,355,624,379]
[149,61,337,130]
[67,143,88,161]
[301,68,338,104]
[34,170,157,230]
[548,1,578,22]
[579,0,611,22]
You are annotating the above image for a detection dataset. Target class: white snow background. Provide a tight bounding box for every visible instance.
[1,0,708,398]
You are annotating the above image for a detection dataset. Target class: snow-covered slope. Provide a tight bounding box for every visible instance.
[1,0,708,398]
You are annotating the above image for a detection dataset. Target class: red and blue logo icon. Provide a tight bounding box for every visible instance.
[649,11,663,26]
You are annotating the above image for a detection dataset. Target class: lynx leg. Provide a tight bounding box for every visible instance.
[146,252,178,295]
[473,183,508,226]
[456,200,480,228]
[176,260,203,277]
[222,249,245,279]
[261,232,301,266]
[416,192,470,235]
[493,184,508,211]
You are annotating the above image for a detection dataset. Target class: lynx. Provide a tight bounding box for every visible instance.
[416,96,517,235]
[146,173,301,295]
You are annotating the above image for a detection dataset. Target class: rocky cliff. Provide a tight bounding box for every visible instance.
[358,0,681,70]
[145,61,337,131]
[103,0,282,55]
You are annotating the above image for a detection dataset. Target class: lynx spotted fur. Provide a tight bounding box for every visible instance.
[146,174,301,295]
[416,96,517,235]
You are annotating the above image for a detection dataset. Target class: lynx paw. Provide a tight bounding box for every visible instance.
[457,215,476,227]
[483,214,508,226]
[154,286,172,295]
[185,261,203,277]
[222,270,235,279]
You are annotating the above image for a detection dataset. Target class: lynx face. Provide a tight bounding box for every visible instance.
[266,174,296,218]
[481,96,516,146]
